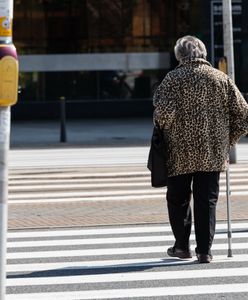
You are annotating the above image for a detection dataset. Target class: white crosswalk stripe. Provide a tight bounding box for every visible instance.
[7,232,248,248]
[6,221,248,299]
[8,164,248,204]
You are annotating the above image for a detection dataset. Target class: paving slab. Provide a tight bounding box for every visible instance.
[8,194,248,230]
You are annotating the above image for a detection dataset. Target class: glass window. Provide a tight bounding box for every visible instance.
[14,0,188,54]
[18,69,164,102]
[15,0,201,103]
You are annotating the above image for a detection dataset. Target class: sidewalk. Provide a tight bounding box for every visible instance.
[8,118,248,229]
[10,118,153,148]
[10,118,248,148]
[8,161,248,230]
[8,191,248,230]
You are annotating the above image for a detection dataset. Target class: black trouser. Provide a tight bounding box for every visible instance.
[166,171,220,255]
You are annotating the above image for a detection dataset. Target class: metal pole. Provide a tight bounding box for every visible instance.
[210,1,215,66]
[222,0,235,81]
[222,0,234,256]
[0,107,10,300]
[222,0,237,163]
[0,1,18,299]
[226,164,233,257]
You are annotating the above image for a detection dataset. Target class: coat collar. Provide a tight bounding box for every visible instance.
[176,58,211,69]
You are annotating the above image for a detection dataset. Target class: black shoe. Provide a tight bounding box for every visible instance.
[196,253,212,263]
[167,246,192,259]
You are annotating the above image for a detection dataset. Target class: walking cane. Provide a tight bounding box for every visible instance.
[226,159,233,257]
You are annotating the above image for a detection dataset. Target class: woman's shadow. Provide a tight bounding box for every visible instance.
[8,257,198,279]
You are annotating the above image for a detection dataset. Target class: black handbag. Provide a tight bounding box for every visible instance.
[147,123,168,187]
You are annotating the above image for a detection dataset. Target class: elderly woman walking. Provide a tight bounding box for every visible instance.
[153,35,248,263]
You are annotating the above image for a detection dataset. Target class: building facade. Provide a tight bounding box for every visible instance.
[12,0,247,119]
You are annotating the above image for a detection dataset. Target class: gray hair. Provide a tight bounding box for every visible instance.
[174,35,207,62]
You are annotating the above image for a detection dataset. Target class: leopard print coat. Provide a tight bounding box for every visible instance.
[153,58,248,177]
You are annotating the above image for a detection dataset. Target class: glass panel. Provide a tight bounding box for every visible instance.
[18,71,98,102]
[18,69,163,102]
[13,0,206,103]
[14,0,178,54]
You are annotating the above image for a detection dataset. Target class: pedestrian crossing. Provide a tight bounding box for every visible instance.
[8,163,248,204]
[6,221,248,299]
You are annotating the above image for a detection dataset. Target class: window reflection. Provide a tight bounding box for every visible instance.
[18,70,163,102]
[14,0,195,103]
[14,0,188,54]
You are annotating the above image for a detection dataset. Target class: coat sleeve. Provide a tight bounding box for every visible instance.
[228,78,248,146]
[153,74,176,129]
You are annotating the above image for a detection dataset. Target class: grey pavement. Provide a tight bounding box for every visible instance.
[10,118,154,148]
[10,117,248,148]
